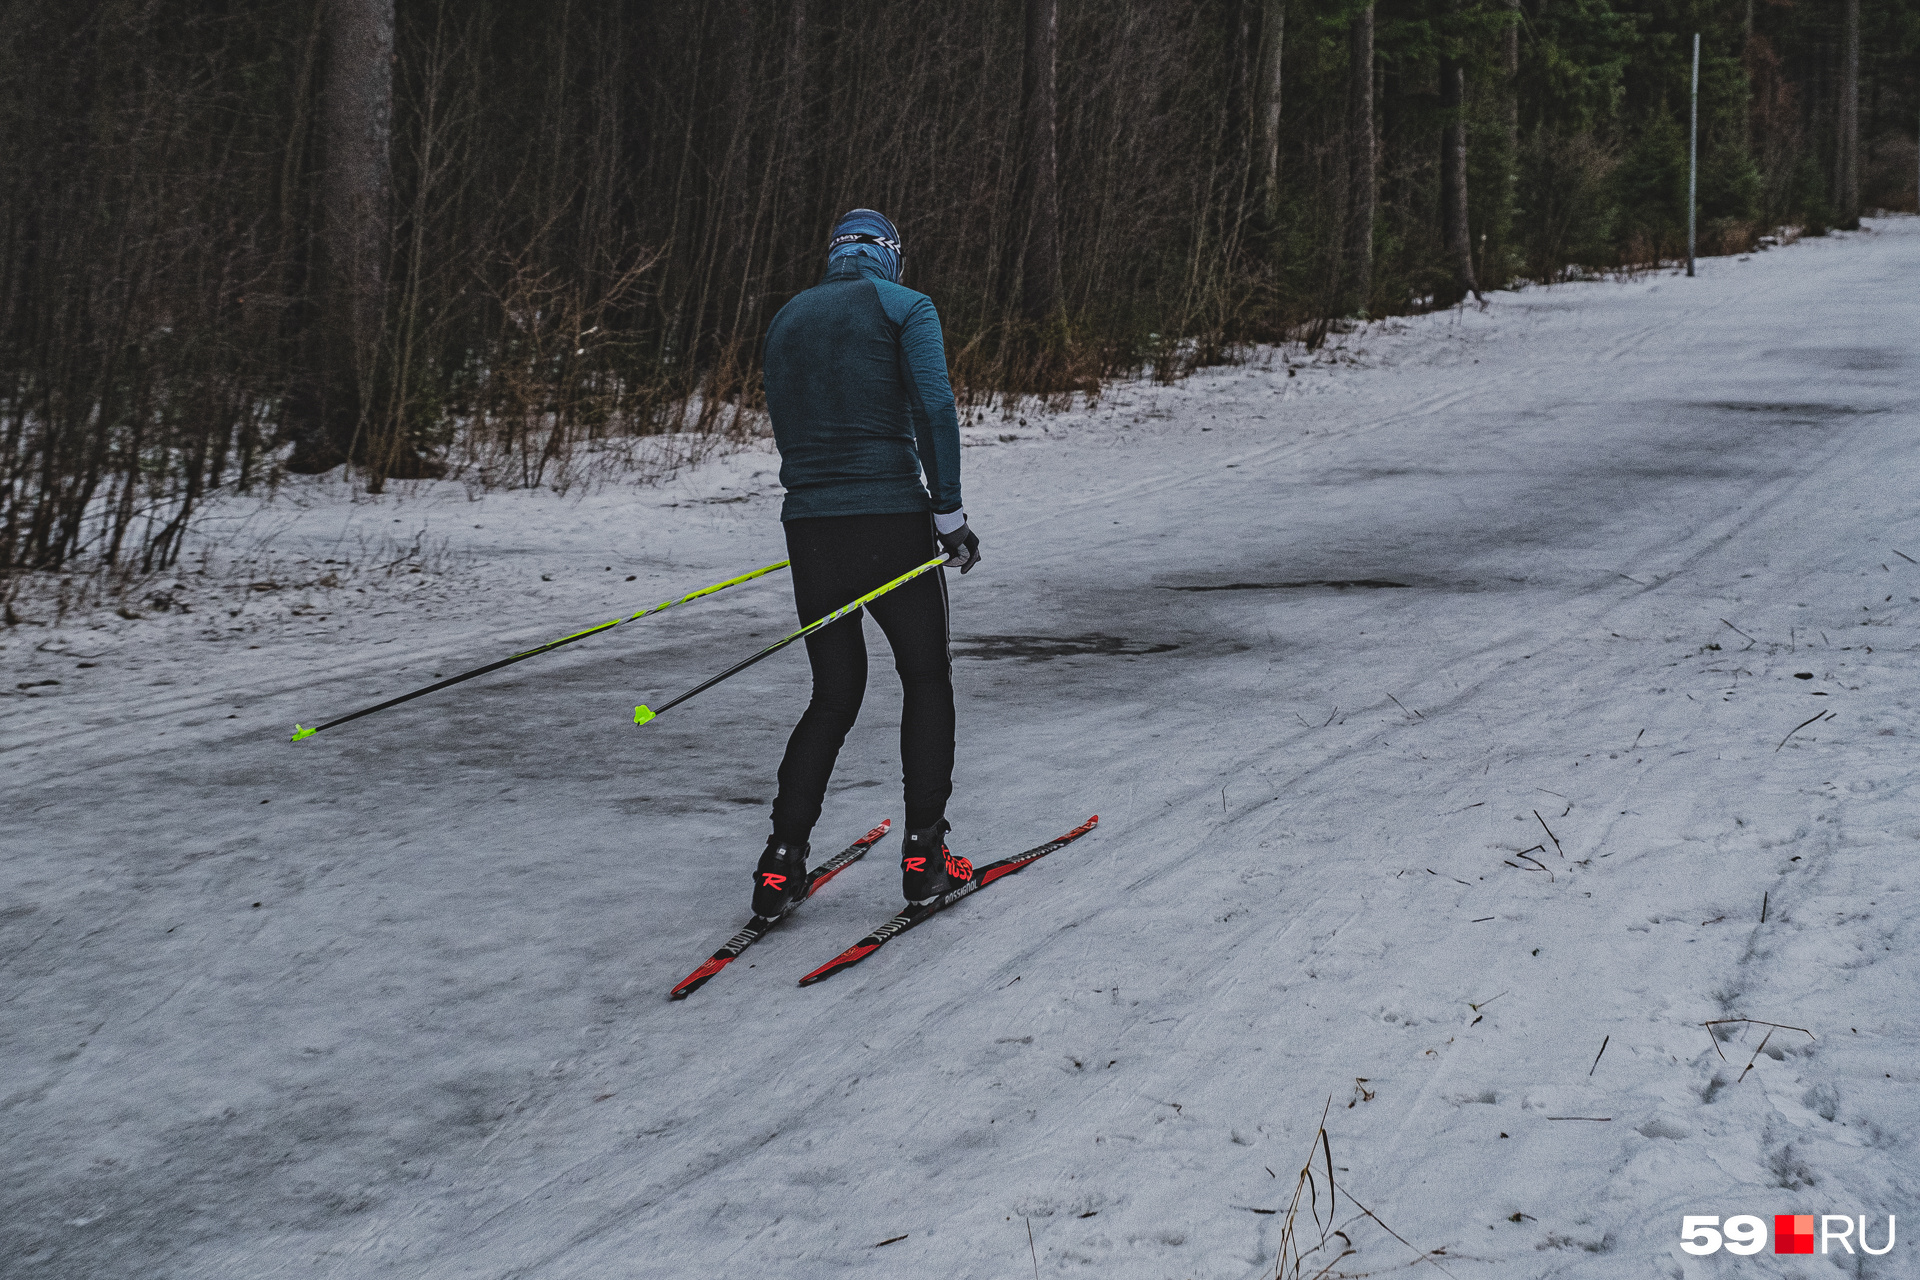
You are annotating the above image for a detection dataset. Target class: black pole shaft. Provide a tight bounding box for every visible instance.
[644,632,805,720]
[293,560,789,740]
[635,554,948,725]
[295,636,610,738]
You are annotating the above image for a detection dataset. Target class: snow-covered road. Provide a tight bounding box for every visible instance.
[6,221,1917,1279]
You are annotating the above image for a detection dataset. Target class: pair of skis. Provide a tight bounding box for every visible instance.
[669,815,1099,1000]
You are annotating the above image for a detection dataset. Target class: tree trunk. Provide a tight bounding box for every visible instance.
[1343,4,1375,315]
[1253,0,1285,224]
[779,0,811,294]
[1439,46,1480,303]
[325,0,390,360]
[1504,0,1519,158]
[1226,2,1253,232]
[1836,0,1859,227]
[785,0,808,116]
[1741,0,1754,150]
[1017,0,1062,325]
[290,0,393,473]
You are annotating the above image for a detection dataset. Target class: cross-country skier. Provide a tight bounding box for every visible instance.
[750,209,982,919]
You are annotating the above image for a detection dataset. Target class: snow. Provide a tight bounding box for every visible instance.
[5,220,1918,1279]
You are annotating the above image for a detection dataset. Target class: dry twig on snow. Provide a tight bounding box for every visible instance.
[1776,710,1836,751]
[1702,1018,1815,1081]
[1268,1099,1455,1280]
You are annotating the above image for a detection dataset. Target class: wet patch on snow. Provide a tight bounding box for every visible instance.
[1757,347,1908,372]
[1165,579,1412,592]
[610,793,767,815]
[1700,400,1886,417]
[950,634,1181,662]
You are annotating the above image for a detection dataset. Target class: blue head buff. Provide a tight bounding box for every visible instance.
[827,209,902,283]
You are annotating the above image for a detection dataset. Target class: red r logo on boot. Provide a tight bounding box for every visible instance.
[760,873,786,890]
[904,857,926,872]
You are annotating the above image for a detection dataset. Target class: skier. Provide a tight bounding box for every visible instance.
[751,209,982,919]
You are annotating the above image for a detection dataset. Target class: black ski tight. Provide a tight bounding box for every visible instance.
[770,512,953,844]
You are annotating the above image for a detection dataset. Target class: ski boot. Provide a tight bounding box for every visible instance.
[751,836,810,919]
[901,820,973,905]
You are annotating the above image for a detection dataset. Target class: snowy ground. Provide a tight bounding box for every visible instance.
[5,220,1917,1280]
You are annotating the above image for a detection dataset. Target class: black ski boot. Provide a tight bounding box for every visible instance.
[901,820,973,905]
[751,836,810,919]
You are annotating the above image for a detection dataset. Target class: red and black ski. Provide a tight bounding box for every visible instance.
[796,815,1098,987]
[669,819,891,1000]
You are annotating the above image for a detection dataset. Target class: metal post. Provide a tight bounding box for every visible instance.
[1688,33,1699,277]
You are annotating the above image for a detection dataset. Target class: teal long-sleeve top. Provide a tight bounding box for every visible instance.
[761,256,963,522]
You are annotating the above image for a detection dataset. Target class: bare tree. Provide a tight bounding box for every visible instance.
[1254,0,1286,223]
[1438,8,1480,304]
[1343,4,1375,315]
[1504,0,1520,159]
[1017,0,1062,325]
[777,0,812,295]
[325,0,391,374]
[289,0,394,473]
[1836,0,1859,227]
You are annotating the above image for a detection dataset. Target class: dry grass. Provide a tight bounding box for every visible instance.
[1704,1018,1815,1084]
[1268,1099,1455,1280]
[0,512,462,633]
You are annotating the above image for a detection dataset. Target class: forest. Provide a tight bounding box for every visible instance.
[2,0,1916,580]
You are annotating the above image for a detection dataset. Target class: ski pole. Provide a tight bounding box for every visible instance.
[634,553,949,726]
[291,559,791,742]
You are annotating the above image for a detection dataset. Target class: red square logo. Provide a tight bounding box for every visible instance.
[1775,1214,1816,1254]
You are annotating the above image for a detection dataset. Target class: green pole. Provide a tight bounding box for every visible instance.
[634,554,950,726]
[291,559,791,741]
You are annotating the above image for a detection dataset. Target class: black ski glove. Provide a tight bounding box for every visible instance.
[934,510,981,574]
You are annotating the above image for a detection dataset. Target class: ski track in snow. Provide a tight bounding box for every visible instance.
[5,221,1918,1279]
